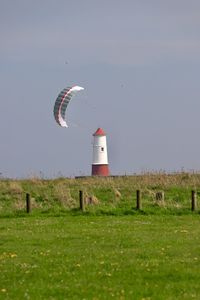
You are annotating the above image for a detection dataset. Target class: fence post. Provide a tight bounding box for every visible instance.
[136,190,141,210]
[79,190,85,211]
[26,193,31,213]
[191,190,196,211]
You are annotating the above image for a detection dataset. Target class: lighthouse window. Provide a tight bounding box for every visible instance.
[101,147,104,152]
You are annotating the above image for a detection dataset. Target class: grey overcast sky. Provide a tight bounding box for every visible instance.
[1,0,200,178]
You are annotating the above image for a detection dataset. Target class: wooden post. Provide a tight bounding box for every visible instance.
[191,190,196,211]
[156,192,165,202]
[136,190,141,210]
[26,193,31,213]
[79,190,84,211]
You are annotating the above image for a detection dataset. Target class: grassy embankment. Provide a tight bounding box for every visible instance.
[0,172,200,216]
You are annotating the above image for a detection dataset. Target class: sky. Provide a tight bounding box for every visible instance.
[1,0,200,178]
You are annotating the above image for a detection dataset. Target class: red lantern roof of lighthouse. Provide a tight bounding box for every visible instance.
[93,128,106,136]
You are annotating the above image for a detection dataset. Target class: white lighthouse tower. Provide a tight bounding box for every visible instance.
[92,128,110,176]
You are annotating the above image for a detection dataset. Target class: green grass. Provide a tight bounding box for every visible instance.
[0,215,200,299]
[1,174,200,299]
[0,173,200,216]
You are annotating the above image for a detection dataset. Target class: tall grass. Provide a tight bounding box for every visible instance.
[0,172,200,216]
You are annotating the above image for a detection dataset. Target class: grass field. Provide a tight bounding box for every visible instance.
[0,173,200,299]
[0,215,200,299]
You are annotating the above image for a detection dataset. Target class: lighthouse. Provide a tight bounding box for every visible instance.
[91,128,110,176]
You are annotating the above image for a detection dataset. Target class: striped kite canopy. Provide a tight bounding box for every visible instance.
[53,85,84,127]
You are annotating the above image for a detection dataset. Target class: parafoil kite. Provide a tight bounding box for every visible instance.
[53,85,84,127]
